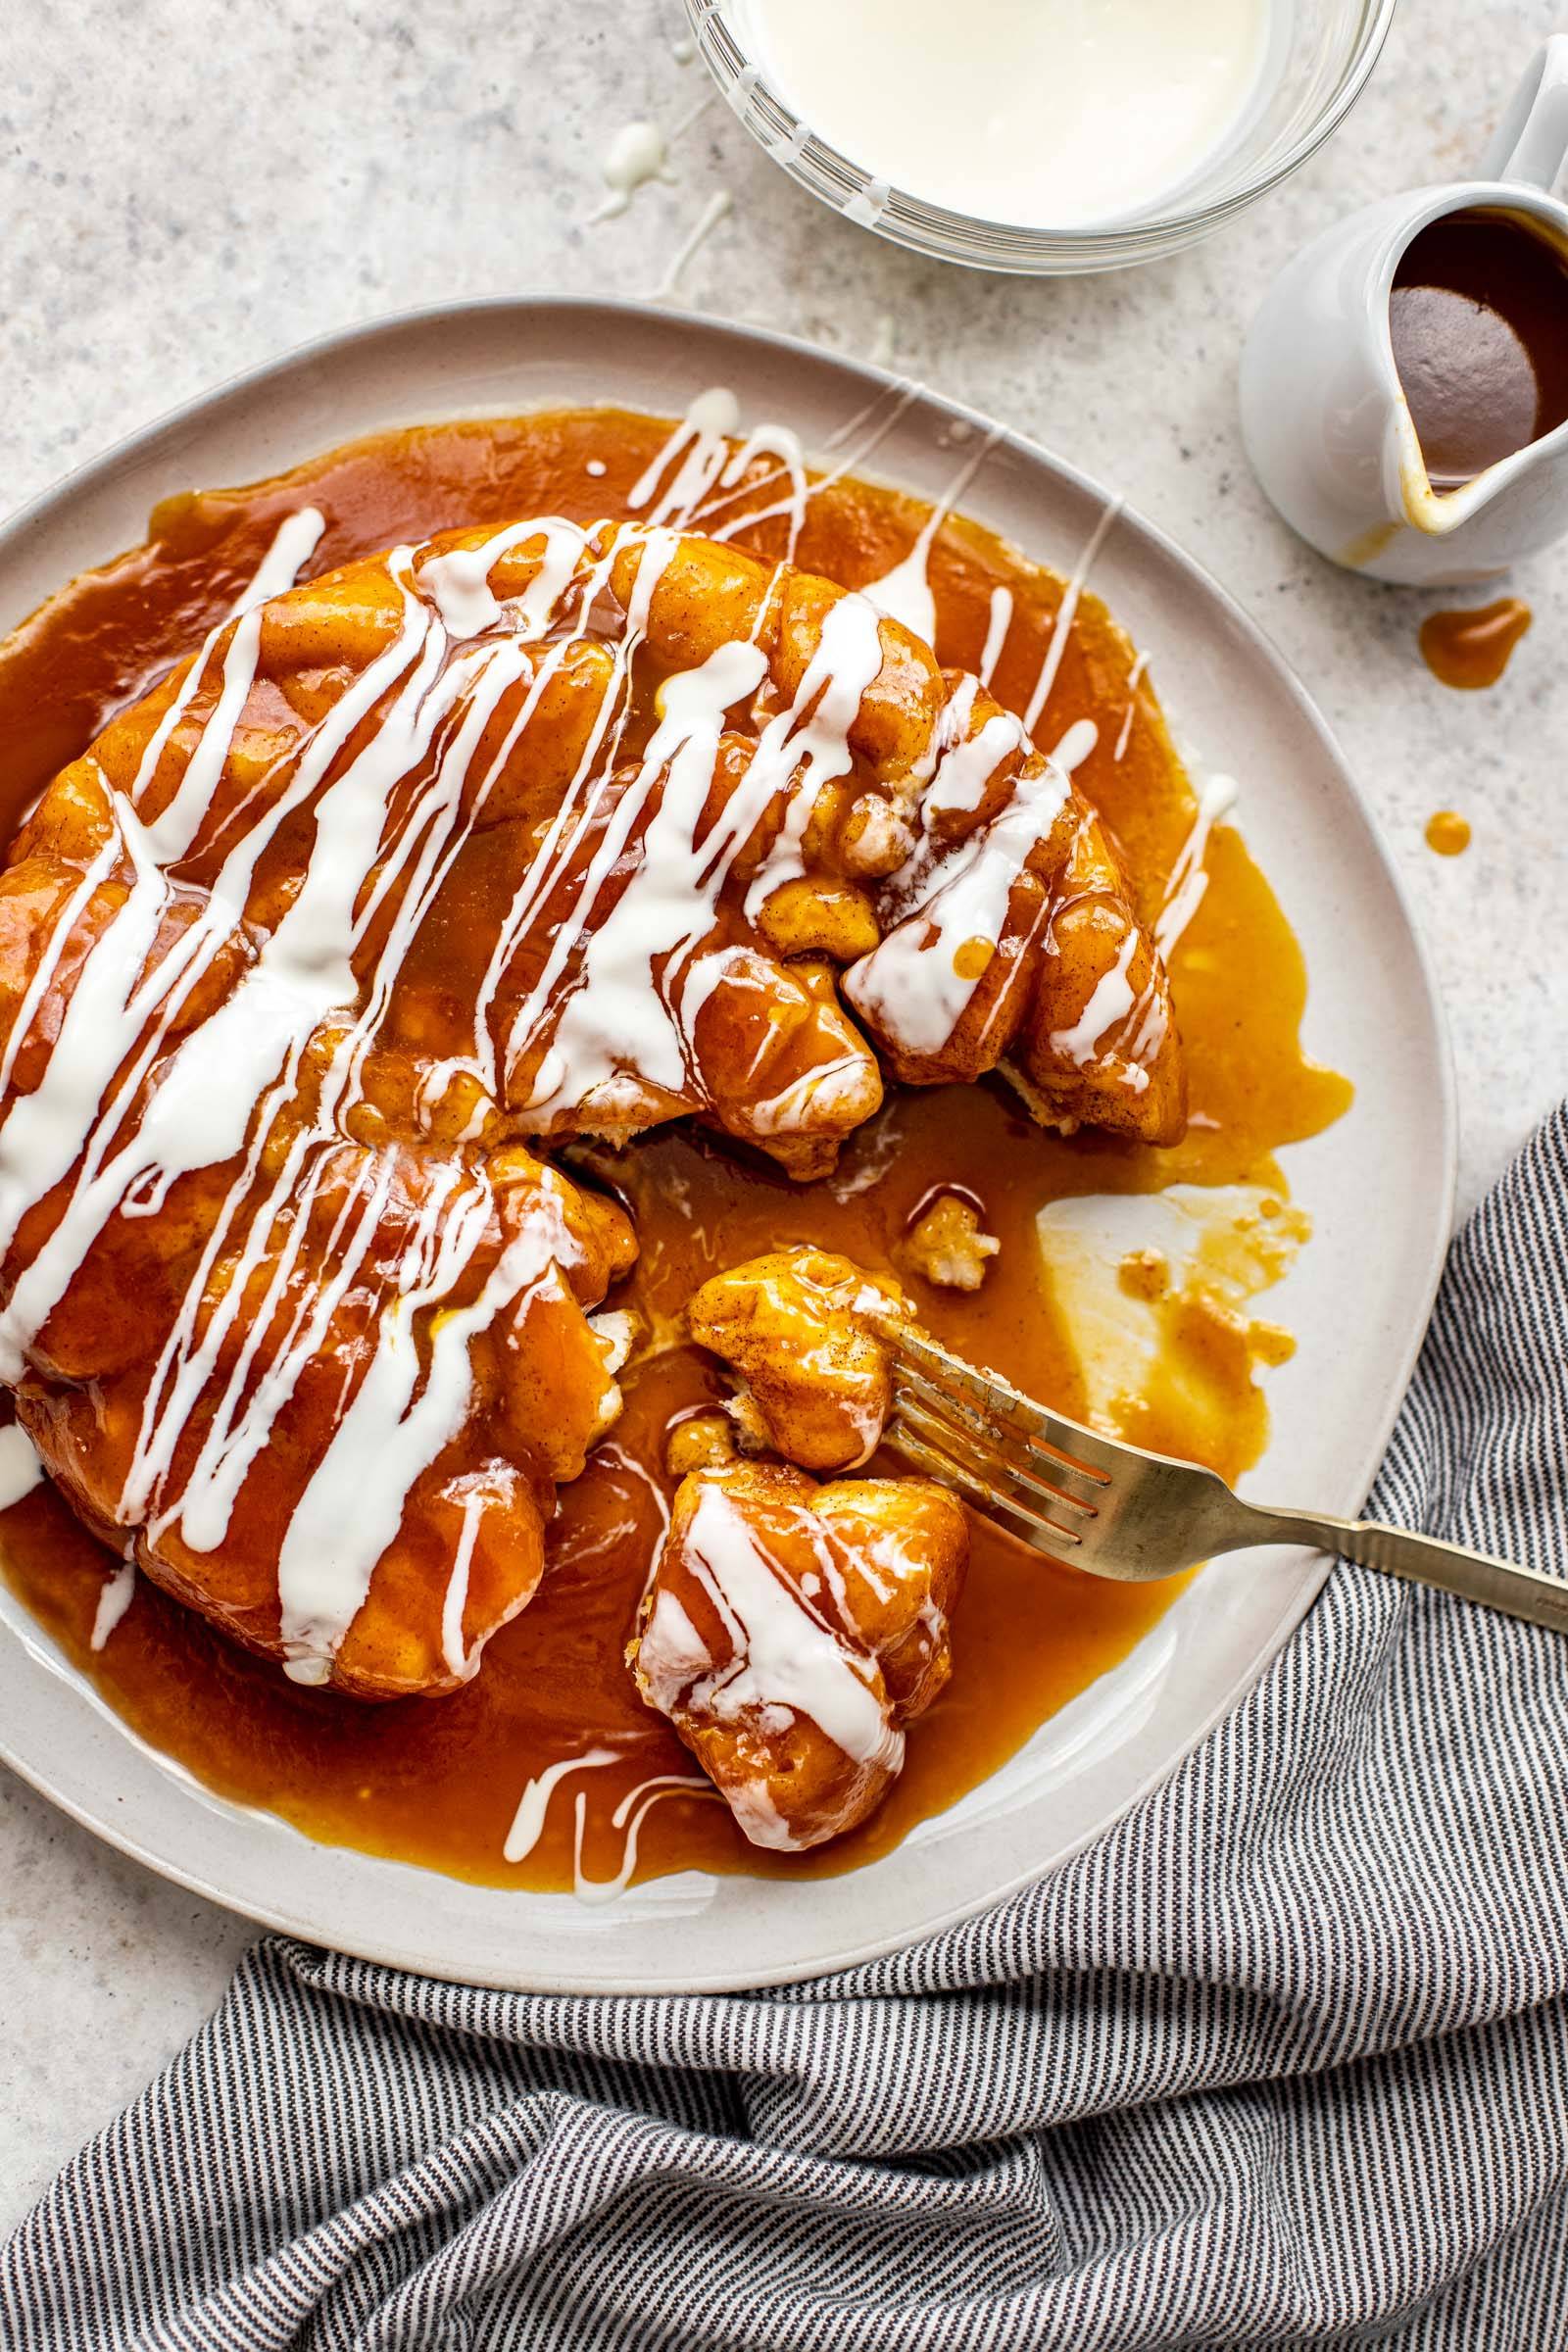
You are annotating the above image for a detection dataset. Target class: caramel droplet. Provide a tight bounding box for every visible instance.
[1419,599,1532,690]
[1425,810,1472,857]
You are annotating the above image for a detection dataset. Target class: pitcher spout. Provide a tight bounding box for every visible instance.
[1382,400,1525,541]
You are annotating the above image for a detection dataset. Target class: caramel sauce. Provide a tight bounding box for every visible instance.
[1425,809,1473,858]
[1419,598,1532,691]
[1391,210,1568,488]
[0,407,1352,1890]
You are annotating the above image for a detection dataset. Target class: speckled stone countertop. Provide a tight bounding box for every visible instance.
[2,0,1564,2233]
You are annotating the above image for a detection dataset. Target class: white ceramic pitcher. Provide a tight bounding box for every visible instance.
[1241,38,1568,585]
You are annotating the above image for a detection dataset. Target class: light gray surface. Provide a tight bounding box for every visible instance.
[0,0,1561,2235]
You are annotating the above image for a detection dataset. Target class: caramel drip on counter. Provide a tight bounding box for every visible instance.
[0,406,1352,1891]
[1425,810,1472,857]
[1419,599,1532,690]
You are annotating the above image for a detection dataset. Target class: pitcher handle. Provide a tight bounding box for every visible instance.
[1480,36,1568,189]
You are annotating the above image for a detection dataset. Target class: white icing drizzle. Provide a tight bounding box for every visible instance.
[502,1744,712,1896]
[275,1210,566,1683]
[570,1772,716,1903]
[651,189,733,303]
[467,504,891,1146]
[596,1440,673,1551]
[588,89,714,227]
[627,390,743,525]
[89,1559,136,1651]
[1051,930,1140,1068]
[846,751,1071,1057]
[708,423,811,561]
[861,427,1001,644]
[137,508,327,858]
[440,1487,487,1679]
[979,585,1013,687]
[923,681,1028,822]
[1046,896,1166,1096]
[1054,718,1099,773]
[722,1775,799,1851]
[514,635,772,1114]
[1023,497,1123,734]
[1155,770,1239,962]
[674,1482,901,1770]
[236,508,329,608]
[742,593,888,919]
[0,1423,42,1507]
[1114,649,1150,762]
[422,518,585,638]
[504,1746,619,1864]
[690,378,919,559]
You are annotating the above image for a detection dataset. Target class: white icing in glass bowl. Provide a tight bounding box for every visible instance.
[689,0,1399,275]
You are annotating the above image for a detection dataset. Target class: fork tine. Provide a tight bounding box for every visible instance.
[884,1419,1083,1550]
[891,1386,1099,1522]
[889,1356,1107,1511]
[880,1320,1118,1479]
[883,1336,1111,1508]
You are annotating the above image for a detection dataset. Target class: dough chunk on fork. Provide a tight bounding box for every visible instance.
[685,1249,906,1473]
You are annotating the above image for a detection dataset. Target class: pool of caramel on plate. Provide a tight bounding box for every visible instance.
[0,408,1351,1889]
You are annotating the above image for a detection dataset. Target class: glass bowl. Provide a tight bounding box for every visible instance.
[686,0,1399,275]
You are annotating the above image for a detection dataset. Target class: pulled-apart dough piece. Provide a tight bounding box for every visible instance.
[629,1461,967,1849]
[685,1249,906,1472]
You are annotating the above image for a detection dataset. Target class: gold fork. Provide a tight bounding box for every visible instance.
[878,1319,1568,1633]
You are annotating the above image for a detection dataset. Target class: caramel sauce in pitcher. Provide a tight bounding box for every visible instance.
[1391,209,1568,488]
[0,407,1351,1892]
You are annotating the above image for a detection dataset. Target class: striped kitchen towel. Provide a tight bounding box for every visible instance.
[5,1101,1568,2352]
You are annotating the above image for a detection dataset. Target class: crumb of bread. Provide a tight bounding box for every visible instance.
[1116,1249,1170,1303]
[900,1197,1000,1293]
[664,1412,739,1476]
[757,876,881,960]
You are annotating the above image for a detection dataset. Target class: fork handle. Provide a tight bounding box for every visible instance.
[1229,1503,1568,1636]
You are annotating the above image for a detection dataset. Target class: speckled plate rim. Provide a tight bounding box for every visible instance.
[0,295,1456,1994]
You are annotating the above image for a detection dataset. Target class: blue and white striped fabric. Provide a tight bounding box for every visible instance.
[6,1102,1568,2352]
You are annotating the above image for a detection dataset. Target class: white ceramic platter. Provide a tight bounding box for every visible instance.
[0,299,1455,1991]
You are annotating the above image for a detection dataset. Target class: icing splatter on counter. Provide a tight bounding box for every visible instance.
[0,397,1351,1893]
